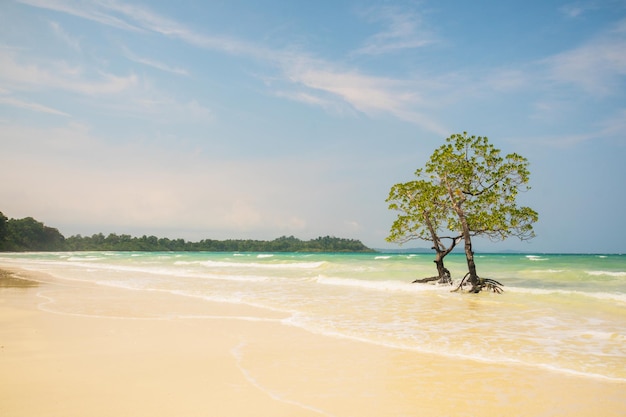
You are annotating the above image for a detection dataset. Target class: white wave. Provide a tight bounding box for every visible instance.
[586,270,626,277]
[580,330,626,341]
[282,315,626,382]
[316,276,444,293]
[175,259,325,269]
[33,259,274,285]
[281,315,626,383]
[257,254,274,258]
[66,256,104,261]
[526,255,547,261]
[374,256,391,260]
[585,291,626,303]
[507,286,626,303]
[528,269,564,274]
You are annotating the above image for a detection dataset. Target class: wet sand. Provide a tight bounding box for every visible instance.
[1,266,624,417]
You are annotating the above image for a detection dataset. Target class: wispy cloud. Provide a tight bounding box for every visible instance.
[282,60,448,135]
[598,107,626,138]
[545,19,626,95]
[16,0,446,135]
[17,0,144,32]
[273,89,358,117]
[18,0,265,58]
[513,105,626,147]
[354,6,435,55]
[49,20,81,51]
[0,49,137,95]
[0,94,69,116]
[559,2,598,18]
[289,67,407,113]
[122,46,189,76]
[484,68,529,93]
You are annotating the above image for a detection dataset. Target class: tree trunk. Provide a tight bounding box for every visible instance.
[412,249,454,285]
[464,237,480,292]
[442,176,481,292]
[424,212,451,284]
[455,204,481,293]
[434,252,452,284]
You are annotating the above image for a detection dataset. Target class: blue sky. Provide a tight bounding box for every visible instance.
[1,0,625,253]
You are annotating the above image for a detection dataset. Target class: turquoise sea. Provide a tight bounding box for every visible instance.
[1,251,625,382]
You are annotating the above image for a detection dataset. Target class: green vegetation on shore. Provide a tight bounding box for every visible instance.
[0,212,374,253]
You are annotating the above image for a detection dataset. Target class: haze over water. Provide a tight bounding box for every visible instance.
[2,251,625,382]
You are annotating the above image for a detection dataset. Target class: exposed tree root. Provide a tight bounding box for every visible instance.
[412,276,440,284]
[412,269,453,285]
[451,273,503,294]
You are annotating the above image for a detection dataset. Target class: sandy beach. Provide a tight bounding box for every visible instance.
[1,265,624,417]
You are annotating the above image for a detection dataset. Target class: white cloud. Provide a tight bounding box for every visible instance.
[0,49,137,95]
[558,2,599,18]
[545,21,626,95]
[16,0,448,135]
[19,0,266,59]
[283,61,448,135]
[598,108,626,137]
[354,6,435,55]
[559,4,585,18]
[291,68,404,113]
[17,0,145,32]
[0,95,69,116]
[485,68,529,92]
[0,47,214,124]
[122,46,189,76]
[510,106,626,147]
[49,20,81,51]
[273,89,358,117]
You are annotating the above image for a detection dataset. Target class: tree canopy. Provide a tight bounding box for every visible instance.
[387,179,461,284]
[0,212,65,251]
[387,132,538,292]
[424,133,537,243]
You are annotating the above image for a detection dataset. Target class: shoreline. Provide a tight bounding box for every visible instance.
[0,267,41,288]
[1,265,625,416]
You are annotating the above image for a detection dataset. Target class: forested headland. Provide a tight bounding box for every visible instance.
[0,212,374,253]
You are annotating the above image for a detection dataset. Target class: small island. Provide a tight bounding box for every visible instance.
[0,212,374,253]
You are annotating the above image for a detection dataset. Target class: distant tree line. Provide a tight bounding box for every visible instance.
[0,213,65,251]
[0,212,373,253]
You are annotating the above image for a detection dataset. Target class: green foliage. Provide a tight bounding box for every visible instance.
[1,215,65,251]
[0,212,8,251]
[424,132,538,241]
[0,212,373,253]
[386,179,453,246]
[386,132,538,291]
[65,233,373,252]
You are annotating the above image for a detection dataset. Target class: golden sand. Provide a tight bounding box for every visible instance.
[0,266,624,417]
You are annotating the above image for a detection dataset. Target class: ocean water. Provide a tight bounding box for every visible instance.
[2,251,625,382]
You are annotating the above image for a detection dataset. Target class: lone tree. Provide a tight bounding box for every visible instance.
[387,179,462,284]
[425,132,538,292]
[387,132,538,293]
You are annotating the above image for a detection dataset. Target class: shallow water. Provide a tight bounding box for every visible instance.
[2,251,625,381]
